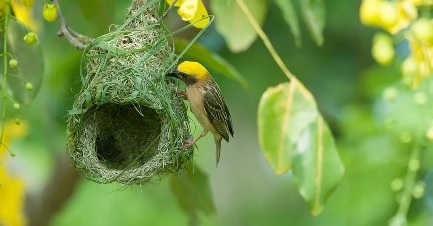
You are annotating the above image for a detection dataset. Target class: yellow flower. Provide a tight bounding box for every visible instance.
[177,0,196,21]
[412,18,433,46]
[10,0,40,32]
[379,2,399,31]
[387,0,417,34]
[402,36,433,88]
[166,0,210,29]
[0,166,26,226]
[360,0,418,34]
[360,0,383,27]
[0,121,28,226]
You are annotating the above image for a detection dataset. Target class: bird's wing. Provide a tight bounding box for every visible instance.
[203,83,233,142]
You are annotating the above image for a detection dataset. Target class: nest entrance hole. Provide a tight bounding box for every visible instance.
[86,103,162,169]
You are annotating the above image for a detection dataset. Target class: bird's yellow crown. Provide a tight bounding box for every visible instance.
[177,61,210,79]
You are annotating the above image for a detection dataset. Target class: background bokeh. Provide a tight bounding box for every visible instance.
[2,0,433,225]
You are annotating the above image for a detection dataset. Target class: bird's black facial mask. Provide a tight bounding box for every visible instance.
[166,68,179,79]
[166,68,197,86]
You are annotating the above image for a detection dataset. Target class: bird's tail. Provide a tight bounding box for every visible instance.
[215,138,222,167]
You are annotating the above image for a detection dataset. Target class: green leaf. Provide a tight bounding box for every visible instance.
[78,0,115,34]
[174,39,248,88]
[300,0,325,46]
[211,0,268,52]
[275,0,302,47]
[258,80,318,175]
[170,164,216,225]
[3,19,44,105]
[292,115,345,215]
[258,79,345,214]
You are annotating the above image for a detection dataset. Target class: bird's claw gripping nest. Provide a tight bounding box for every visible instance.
[176,89,188,100]
[179,136,194,150]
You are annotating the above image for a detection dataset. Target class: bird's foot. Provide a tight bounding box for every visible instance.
[176,89,188,100]
[179,137,195,150]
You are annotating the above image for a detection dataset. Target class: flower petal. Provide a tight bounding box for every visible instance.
[189,0,209,29]
[178,0,198,21]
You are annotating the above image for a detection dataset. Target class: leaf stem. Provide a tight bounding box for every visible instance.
[235,0,295,81]
[390,139,422,225]
[0,2,10,154]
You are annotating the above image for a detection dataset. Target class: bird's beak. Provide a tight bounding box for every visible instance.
[166,68,179,78]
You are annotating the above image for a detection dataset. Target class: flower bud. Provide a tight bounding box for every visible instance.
[13,103,20,110]
[24,32,38,45]
[43,4,57,22]
[372,33,395,65]
[413,181,425,199]
[9,59,18,68]
[391,178,403,191]
[25,82,33,91]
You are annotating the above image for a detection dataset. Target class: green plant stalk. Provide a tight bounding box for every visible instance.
[392,141,422,223]
[0,3,10,155]
[235,0,295,81]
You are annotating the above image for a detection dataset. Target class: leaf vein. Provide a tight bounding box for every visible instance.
[277,81,296,171]
[314,116,324,211]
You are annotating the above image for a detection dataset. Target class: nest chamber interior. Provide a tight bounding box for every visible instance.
[66,0,193,185]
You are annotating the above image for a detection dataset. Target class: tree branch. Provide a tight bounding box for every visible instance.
[52,0,92,50]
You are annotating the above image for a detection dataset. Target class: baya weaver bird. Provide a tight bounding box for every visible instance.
[167,61,234,166]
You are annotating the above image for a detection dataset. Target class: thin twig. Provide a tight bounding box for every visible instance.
[158,0,179,24]
[236,0,295,81]
[68,28,92,43]
[389,139,422,226]
[52,0,92,50]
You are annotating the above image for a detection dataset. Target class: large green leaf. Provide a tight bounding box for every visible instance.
[275,0,302,47]
[211,0,268,52]
[292,115,345,215]
[258,80,345,215]
[258,80,317,175]
[300,0,325,46]
[170,164,215,225]
[174,38,248,88]
[3,19,44,105]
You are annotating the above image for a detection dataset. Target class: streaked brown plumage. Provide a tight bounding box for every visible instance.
[167,61,233,166]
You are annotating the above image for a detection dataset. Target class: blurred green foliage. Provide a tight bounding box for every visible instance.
[3,0,433,225]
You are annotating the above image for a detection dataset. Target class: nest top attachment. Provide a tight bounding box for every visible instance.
[67,0,193,185]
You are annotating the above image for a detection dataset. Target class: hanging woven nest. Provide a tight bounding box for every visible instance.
[66,0,193,185]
